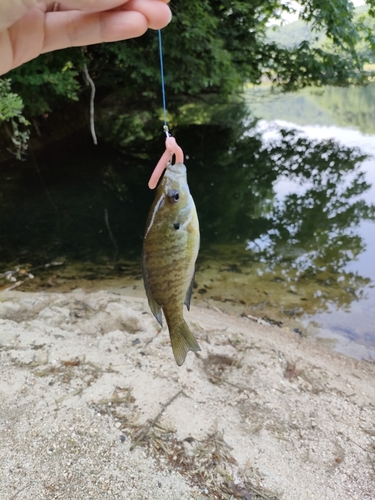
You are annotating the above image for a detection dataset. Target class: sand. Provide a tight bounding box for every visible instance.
[0,288,374,499]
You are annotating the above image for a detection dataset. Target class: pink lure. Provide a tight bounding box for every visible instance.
[148,136,184,189]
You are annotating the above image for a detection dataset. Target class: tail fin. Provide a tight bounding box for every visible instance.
[169,320,201,366]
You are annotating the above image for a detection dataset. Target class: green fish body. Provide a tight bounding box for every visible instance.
[142,162,200,366]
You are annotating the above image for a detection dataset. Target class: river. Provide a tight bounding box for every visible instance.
[0,85,374,360]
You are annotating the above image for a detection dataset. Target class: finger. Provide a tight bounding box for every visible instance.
[55,1,131,13]
[41,8,166,53]
[57,0,170,13]
[0,0,38,31]
[1,8,45,72]
[121,0,171,30]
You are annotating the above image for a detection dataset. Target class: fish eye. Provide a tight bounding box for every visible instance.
[167,189,180,204]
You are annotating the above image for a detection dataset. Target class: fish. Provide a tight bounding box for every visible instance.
[142,161,200,366]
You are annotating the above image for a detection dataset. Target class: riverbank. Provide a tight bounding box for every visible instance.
[1,289,374,499]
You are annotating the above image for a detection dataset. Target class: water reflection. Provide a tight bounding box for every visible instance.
[246,124,375,313]
[179,118,375,356]
[0,104,374,357]
[246,83,375,134]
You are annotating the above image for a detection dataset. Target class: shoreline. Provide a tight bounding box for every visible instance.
[1,288,374,499]
[3,256,374,363]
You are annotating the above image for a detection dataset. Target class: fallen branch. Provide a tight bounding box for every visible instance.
[10,482,32,499]
[130,390,185,451]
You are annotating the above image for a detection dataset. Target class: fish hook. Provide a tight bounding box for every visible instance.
[148,136,184,189]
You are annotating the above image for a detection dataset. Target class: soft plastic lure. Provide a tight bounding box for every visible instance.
[148,135,184,189]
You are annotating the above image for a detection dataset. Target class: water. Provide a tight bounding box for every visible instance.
[281,124,375,358]
[0,87,374,360]
[245,86,375,359]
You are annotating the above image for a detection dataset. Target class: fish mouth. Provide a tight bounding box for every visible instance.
[167,162,186,175]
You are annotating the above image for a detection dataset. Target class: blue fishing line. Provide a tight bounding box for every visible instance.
[158,29,169,136]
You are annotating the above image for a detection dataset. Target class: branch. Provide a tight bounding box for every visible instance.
[82,63,97,145]
[130,390,185,451]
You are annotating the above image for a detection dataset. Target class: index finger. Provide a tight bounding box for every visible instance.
[56,0,169,12]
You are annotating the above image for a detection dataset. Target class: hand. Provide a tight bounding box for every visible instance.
[0,0,171,76]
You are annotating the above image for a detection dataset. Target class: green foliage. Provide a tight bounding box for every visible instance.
[300,0,360,48]
[9,49,84,116]
[0,78,30,159]
[264,42,370,91]
[0,78,24,120]
[1,0,375,147]
[267,5,375,63]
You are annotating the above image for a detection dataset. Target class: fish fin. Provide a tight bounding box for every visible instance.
[169,320,201,366]
[184,273,195,311]
[142,251,163,326]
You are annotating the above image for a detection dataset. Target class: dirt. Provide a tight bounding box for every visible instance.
[0,289,374,499]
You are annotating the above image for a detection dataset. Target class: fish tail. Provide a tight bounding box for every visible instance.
[169,320,201,366]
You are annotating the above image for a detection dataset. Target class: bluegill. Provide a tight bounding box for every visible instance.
[142,162,200,366]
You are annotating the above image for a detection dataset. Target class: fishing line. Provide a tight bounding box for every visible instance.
[158,29,169,136]
[148,29,185,189]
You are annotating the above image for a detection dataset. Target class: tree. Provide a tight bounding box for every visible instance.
[1,0,375,151]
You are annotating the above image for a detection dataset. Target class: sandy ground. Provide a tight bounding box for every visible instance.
[0,288,374,500]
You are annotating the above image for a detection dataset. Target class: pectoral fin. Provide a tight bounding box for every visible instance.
[184,273,195,311]
[142,252,163,326]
